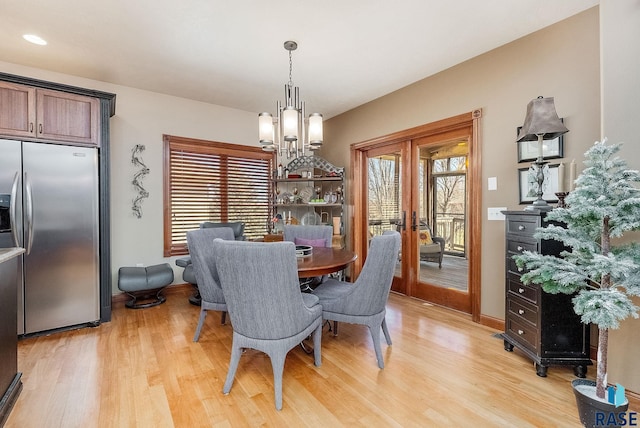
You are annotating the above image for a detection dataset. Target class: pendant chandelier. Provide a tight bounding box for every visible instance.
[258,40,323,158]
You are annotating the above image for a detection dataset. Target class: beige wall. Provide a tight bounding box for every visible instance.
[321,7,601,319]
[0,60,257,290]
[601,1,640,392]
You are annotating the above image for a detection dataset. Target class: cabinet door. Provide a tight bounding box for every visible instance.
[0,81,36,138]
[36,89,100,146]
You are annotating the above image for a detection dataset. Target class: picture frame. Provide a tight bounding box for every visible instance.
[519,163,560,204]
[516,120,565,163]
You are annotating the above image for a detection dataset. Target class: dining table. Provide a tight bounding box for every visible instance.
[296,247,357,278]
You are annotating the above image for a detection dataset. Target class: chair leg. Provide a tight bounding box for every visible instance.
[223,343,242,395]
[381,317,392,346]
[220,311,227,324]
[312,323,322,367]
[193,308,207,342]
[368,324,385,369]
[268,351,287,410]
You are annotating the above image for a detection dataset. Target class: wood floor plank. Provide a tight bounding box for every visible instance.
[6,286,632,427]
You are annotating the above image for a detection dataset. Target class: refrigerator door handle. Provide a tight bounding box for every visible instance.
[10,171,21,247]
[25,172,34,255]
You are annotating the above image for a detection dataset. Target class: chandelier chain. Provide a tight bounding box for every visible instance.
[288,49,293,87]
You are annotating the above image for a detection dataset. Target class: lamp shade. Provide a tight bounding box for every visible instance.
[308,113,323,146]
[282,106,299,142]
[258,112,274,145]
[516,96,568,142]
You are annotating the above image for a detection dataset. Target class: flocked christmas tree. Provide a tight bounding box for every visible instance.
[515,139,640,400]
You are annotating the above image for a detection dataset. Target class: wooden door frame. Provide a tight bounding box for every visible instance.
[350,110,482,322]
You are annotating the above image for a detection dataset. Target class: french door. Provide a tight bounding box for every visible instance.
[351,111,481,318]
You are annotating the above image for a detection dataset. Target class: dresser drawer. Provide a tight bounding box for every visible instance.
[507,295,538,326]
[506,315,538,353]
[506,256,520,275]
[507,275,538,304]
[507,239,538,254]
[506,216,539,237]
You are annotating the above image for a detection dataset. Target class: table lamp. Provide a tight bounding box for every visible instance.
[516,96,569,211]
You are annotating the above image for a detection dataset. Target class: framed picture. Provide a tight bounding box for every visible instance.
[516,120,565,163]
[519,164,560,204]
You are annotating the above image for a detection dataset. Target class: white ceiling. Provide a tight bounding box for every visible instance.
[2,0,598,119]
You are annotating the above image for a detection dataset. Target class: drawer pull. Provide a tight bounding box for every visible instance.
[518,288,525,294]
[518,309,525,315]
[518,225,525,231]
[518,329,524,335]
[517,245,524,252]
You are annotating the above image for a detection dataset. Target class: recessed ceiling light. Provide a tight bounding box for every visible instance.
[23,34,47,46]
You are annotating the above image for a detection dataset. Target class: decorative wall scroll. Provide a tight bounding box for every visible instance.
[131,144,149,218]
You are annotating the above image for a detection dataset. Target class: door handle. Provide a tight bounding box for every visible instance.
[411,211,418,231]
[10,171,21,247]
[396,211,406,231]
[25,172,34,255]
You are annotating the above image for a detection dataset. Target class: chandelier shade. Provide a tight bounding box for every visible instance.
[308,113,323,146]
[258,40,323,158]
[258,112,274,145]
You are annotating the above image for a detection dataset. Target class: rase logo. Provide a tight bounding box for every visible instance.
[595,412,638,426]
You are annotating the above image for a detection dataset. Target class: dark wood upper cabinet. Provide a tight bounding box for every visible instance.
[0,81,36,138]
[0,81,100,146]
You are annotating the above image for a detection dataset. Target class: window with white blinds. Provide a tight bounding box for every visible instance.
[163,135,274,256]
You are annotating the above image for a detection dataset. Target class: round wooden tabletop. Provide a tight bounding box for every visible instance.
[296,247,357,277]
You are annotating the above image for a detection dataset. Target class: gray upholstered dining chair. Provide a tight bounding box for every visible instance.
[177,221,245,305]
[213,239,323,410]
[284,224,334,289]
[186,227,235,342]
[312,230,401,369]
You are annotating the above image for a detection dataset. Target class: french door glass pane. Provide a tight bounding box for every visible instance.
[417,145,468,292]
[368,152,402,278]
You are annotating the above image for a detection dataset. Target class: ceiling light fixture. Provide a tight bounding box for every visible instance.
[258,40,323,158]
[23,34,47,46]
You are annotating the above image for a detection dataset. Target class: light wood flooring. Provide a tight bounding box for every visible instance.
[5,286,627,427]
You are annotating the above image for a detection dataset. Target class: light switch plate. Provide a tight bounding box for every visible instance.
[488,177,497,191]
[488,207,507,221]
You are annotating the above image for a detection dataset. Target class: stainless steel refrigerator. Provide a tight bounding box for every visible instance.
[0,139,99,335]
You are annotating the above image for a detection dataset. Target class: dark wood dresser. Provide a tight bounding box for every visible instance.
[502,210,591,377]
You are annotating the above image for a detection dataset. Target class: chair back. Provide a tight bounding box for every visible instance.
[345,231,401,315]
[213,240,320,340]
[186,227,235,304]
[201,221,246,241]
[283,225,333,248]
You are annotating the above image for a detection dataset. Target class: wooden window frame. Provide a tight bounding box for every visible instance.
[163,134,275,256]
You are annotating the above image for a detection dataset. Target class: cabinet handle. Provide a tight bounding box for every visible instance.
[518,288,525,294]
[38,123,43,134]
[518,225,525,231]
[29,122,34,132]
[517,246,523,252]
[518,309,525,315]
[517,329,524,335]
